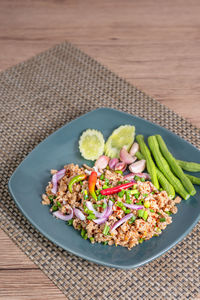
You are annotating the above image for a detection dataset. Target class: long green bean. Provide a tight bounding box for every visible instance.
[177,160,200,172]
[156,135,196,196]
[186,174,200,185]
[148,136,190,200]
[135,151,175,198]
[136,135,159,189]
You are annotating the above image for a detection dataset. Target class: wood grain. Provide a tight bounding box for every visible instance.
[0,0,200,298]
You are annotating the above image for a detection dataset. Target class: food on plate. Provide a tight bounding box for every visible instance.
[42,164,181,249]
[42,124,200,249]
[79,129,105,160]
[104,125,135,158]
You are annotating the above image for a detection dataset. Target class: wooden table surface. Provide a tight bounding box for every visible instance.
[0,0,200,298]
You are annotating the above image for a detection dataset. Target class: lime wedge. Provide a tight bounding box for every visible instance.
[105,125,135,158]
[79,129,105,161]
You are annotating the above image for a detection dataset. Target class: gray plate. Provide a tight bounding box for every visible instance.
[8,108,200,269]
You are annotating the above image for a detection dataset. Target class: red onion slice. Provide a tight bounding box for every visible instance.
[51,169,66,194]
[86,199,107,218]
[120,146,137,164]
[129,142,139,156]
[53,208,73,221]
[74,208,85,221]
[93,200,113,224]
[110,213,133,233]
[123,203,144,210]
[129,160,146,173]
[124,172,150,181]
[109,158,119,170]
[115,162,127,172]
[95,155,110,170]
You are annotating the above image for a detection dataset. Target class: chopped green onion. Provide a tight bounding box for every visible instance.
[143,210,148,221]
[103,224,110,235]
[105,178,110,184]
[115,170,123,175]
[123,180,130,183]
[87,214,96,220]
[51,205,58,211]
[151,191,155,195]
[125,209,131,214]
[165,211,172,215]
[134,175,141,181]
[103,241,108,245]
[159,218,166,222]
[102,202,107,209]
[48,195,56,202]
[118,190,125,198]
[102,184,109,189]
[96,189,100,195]
[80,181,83,186]
[67,219,73,225]
[100,174,105,180]
[150,209,155,213]
[83,233,88,240]
[141,177,145,182]
[81,229,86,238]
[139,238,144,243]
[129,189,139,195]
[138,209,148,221]
[56,201,61,208]
[126,198,132,204]
[117,181,123,185]
[134,193,140,199]
[97,194,104,201]
[89,237,94,242]
[143,193,148,198]
[128,215,136,224]
[110,198,115,203]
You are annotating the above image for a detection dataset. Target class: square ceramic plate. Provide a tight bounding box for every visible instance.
[8,108,200,269]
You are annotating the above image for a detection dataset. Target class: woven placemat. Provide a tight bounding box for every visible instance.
[0,41,199,299]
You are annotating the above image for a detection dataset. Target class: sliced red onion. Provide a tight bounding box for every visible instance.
[124,172,150,181]
[120,146,137,164]
[110,213,133,233]
[93,217,107,224]
[93,200,113,224]
[115,162,127,172]
[53,209,73,221]
[129,160,146,173]
[95,155,109,170]
[123,203,144,210]
[51,169,66,194]
[86,199,107,218]
[73,208,85,221]
[129,142,139,156]
[109,158,119,170]
[93,166,102,176]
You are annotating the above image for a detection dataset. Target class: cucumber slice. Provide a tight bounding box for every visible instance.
[79,129,105,161]
[105,125,135,158]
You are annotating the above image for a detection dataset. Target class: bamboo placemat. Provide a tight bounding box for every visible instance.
[0,42,199,299]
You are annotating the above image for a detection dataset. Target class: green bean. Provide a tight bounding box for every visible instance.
[136,135,159,189]
[177,160,200,172]
[137,151,200,173]
[148,136,190,200]
[135,151,144,160]
[136,151,175,198]
[186,174,200,185]
[155,167,175,199]
[156,135,196,196]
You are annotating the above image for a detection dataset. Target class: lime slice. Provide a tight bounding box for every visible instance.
[79,129,105,161]
[105,125,135,158]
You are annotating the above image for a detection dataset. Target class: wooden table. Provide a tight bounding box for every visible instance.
[0,0,199,298]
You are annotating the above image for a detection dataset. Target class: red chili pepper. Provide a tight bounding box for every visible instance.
[88,171,97,201]
[100,182,134,196]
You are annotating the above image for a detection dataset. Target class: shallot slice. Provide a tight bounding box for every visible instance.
[73,208,85,221]
[51,169,66,194]
[123,203,144,210]
[86,199,107,218]
[124,172,150,181]
[129,142,139,156]
[120,146,137,164]
[95,155,110,171]
[110,213,133,233]
[115,162,127,172]
[109,158,119,170]
[93,200,113,224]
[53,209,73,221]
[129,160,146,173]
